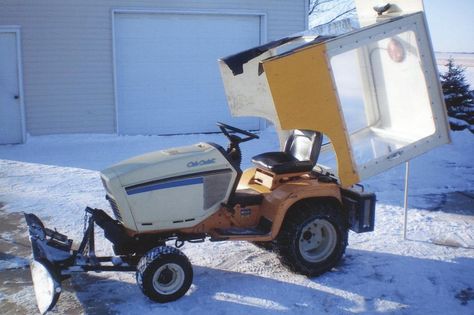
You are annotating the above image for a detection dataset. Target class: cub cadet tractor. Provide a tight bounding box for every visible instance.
[25,2,450,314]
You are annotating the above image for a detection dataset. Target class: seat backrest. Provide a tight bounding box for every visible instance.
[284,130,323,165]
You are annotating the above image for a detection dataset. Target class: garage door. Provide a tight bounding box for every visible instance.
[114,12,262,135]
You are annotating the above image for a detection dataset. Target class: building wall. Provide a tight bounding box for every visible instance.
[0,0,307,135]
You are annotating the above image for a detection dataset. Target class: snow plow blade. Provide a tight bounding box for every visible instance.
[29,259,62,315]
[24,213,73,314]
[24,209,138,313]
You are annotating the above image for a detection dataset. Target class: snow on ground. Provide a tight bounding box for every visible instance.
[0,128,473,314]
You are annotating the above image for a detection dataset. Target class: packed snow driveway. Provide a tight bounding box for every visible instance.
[0,130,473,314]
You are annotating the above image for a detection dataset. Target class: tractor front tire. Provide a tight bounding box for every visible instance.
[136,246,193,303]
[275,200,348,277]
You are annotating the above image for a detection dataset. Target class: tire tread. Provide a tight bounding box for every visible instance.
[136,246,192,303]
[275,199,348,277]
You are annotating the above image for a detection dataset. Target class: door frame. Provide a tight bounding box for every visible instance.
[111,9,267,134]
[0,25,26,143]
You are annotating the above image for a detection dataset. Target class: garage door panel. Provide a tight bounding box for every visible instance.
[115,12,261,135]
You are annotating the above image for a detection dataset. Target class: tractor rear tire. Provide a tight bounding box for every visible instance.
[275,199,348,277]
[136,246,193,303]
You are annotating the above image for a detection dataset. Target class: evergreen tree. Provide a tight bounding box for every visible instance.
[440,58,474,132]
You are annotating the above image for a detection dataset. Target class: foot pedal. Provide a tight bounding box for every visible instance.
[221,203,235,215]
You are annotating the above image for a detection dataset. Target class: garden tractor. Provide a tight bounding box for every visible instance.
[24,1,450,314]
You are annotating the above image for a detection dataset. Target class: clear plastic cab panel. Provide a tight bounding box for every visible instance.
[319,12,450,180]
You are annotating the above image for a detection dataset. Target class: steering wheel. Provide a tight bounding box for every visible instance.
[217,122,259,144]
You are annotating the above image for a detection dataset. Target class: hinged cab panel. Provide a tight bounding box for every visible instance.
[219,11,449,186]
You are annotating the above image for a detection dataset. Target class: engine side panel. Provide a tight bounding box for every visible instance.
[126,169,234,231]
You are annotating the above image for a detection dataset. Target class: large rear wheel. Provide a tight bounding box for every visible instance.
[136,246,193,303]
[275,200,348,277]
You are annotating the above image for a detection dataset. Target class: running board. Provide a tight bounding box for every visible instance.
[213,216,272,238]
[214,227,268,236]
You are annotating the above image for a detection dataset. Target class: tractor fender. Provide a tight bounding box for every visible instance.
[262,182,343,239]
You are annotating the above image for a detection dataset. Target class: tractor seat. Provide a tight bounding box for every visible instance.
[251,130,323,174]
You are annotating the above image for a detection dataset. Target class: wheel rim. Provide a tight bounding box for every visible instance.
[152,263,185,295]
[298,218,337,263]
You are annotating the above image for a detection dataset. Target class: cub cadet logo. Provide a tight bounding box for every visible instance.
[187,158,216,168]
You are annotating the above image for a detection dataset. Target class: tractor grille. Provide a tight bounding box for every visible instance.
[106,195,122,221]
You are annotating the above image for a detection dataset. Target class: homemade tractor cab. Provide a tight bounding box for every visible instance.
[25,1,450,313]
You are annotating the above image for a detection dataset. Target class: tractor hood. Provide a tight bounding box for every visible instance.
[219,2,450,186]
[102,143,214,186]
[101,143,228,187]
[100,142,239,232]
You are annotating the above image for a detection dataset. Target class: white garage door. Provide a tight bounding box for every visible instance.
[114,12,262,135]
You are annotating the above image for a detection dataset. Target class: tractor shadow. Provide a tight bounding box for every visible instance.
[68,248,474,315]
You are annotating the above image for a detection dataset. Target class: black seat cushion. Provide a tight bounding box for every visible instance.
[251,152,314,174]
